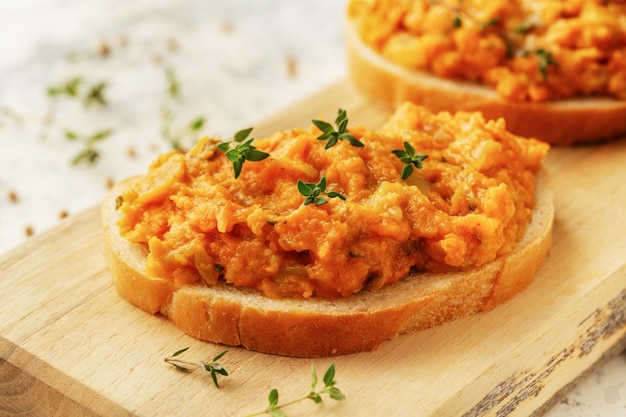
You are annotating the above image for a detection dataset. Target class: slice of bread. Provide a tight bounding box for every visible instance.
[102,169,553,358]
[345,21,626,146]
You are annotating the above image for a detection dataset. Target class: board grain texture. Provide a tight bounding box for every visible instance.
[2,81,626,417]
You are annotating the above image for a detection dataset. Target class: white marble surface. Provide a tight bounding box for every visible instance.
[0,1,625,416]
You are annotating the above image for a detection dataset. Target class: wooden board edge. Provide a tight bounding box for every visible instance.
[531,335,626,417]
[0,336,133,417]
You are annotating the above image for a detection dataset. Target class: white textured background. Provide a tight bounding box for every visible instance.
[0,1,624,416]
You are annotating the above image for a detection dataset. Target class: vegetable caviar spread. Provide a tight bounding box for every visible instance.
[348,0,626,102]
[117,103,548,299]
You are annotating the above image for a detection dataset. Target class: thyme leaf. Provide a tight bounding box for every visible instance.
[312,108,363,149]
[391,141,428,180]
[47,77,83,98]
[83,81,108,107]
[297,177,346,206]
[217,128,269,179]
[534,49,558,80]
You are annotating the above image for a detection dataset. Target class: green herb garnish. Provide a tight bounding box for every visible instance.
[312,108,363,149]
[160,67,207,151]
[297,177,346,206]
[535,49,558,80]
[47,77,83,98]
[42,77,110,145]
[165,67,180,99]
[217,128,270,179]
[245,363,345,417]
[164,347,229,388]
[521,48,558,80]
[480,18,500,33]
[391,141,428,180]
[83,81,108,107]
[48,77,109,107]
[66,128,113,165]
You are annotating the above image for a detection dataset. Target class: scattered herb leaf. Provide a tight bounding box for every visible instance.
[66,128,113,166]
[244,363,345,417]
[41,76,110,146]
[297,177,346,206]
[160,67,207,151]
[164,348,229,388]
[391,141,428,180]
[48,77,83,98]
[312,108,363,149]
[84,81,108,107]
[165,67,180,99]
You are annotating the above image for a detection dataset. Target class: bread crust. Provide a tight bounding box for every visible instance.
[345,21,626,146]
[102,171,553,357]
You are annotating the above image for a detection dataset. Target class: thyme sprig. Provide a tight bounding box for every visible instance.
[217,128,270,179]
[391,141,428,180]
[42,76,113,146]
[164,347,229,388]
[65,128,113,166]
[245,363,345,417]
[160,67,206,151]
[47,76,83,98]
[47,77,109,107]
[312,108,363,149]
[297,176,346,206]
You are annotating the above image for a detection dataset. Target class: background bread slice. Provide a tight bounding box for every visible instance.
[102,170,553,358]
[345,21,626,146]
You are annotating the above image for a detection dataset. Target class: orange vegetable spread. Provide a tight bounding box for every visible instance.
[117,103,548,299]
[348,0,626,102]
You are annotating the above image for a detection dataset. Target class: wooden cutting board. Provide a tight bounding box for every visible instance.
[2,80,626,417]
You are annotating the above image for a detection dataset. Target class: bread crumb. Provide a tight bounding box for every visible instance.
[286,54,298,79]
[59,210,69,220]
[99,41,111,57]
[106,177,115,189]
[8,190,19,203]
[118,34,128,48]
[220,19,234,33]
[167,38,179,53]
[24,225,34,237]
[127,146,137,158]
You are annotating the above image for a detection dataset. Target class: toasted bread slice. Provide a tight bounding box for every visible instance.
[102,170,553,358]
[345,21,626,145]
